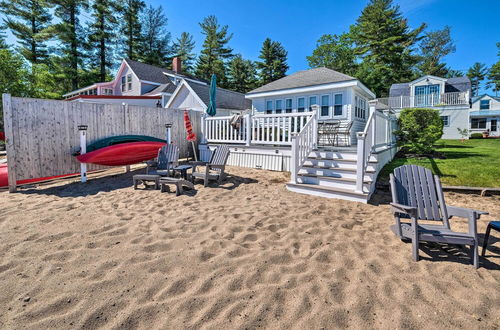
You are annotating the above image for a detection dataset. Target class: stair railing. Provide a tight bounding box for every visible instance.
[290,110,318,184]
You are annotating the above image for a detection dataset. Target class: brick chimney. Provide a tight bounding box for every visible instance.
[172,57,182,73]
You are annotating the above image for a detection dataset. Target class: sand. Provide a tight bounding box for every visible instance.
[0,166,498,329]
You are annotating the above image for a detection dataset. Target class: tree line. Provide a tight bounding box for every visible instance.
[307,0,500,97]
[0,0,289,104]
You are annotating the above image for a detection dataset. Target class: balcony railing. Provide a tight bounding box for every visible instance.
[377,91,469,109]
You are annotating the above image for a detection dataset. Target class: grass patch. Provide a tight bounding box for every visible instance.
[379,139,500,188]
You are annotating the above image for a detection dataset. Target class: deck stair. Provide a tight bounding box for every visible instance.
[286,148,379,203]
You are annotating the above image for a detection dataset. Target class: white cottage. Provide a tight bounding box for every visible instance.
[245,67,376,144]
[385,75,471,139]
[199,67,398,203]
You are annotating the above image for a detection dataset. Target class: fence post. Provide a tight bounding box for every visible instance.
[200,114,207,144]
[370,106,376,151]
[3,94,16,192]
[245,114,251,146]
[355,132,366,193]
[290,133,298,184]
[78,125,88,183]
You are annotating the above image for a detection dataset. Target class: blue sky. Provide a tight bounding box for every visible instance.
[3,0,500,88]
[156,0,499,79]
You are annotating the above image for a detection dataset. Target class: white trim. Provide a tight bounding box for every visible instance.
[409,75,447,85]
[164,79,207,110]
[163,72,207,85]
[319,94,330,118]
[246,80,374,99]
[332,93,344,117]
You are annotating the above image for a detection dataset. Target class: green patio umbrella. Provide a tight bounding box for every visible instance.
[206,74,217,117]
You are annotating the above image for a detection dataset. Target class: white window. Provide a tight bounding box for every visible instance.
[275,99,283,114]
[320,95,330,117]
[334,94,343,116]
[480,99,490,110]
[471,118,486,129]
[266,100,273,114]
[285,98,293,113]
[121,76,126,92]
[297,97,305,112]
[355,96,367,119]
[440,116,449,127]
[127,74,132,90]
[309,96,317,111]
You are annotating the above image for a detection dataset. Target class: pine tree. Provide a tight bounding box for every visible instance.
[138,5,171,67]
[0,26,7,49]
[227,54,258,93]
[418,26,456,77]
[467,62,489,96]
[195,15,233,86]
[0,0,53,64]
[49,0,89,91]
[88,0,121,82]
[350,0,425,97]
[307,33,357,75]
[487,43,500,95]
[256,38,289,85]
[172,32,196,73]
[122,0,145,60]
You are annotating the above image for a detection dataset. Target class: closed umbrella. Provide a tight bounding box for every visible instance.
[184,110,198,161]
[206,74,217,117]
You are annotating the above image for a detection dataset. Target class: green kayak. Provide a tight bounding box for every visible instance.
[73,135,166,155]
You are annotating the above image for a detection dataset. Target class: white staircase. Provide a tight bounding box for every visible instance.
[286,148,378,203]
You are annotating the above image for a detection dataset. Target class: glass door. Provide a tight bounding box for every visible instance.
[415,84,440,107]
[491,119,497,132]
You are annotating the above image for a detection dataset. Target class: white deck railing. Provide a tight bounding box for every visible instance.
[377,91,469,109]
[202,112,315,146]
[290,111,318,184]
[355,107,397,192]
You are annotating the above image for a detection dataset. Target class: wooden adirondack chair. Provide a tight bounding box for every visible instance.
[389,165,488,268]
[147,144,179,176]
[191,145,230,187]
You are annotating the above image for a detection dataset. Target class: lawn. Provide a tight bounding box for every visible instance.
[379,139,500,188]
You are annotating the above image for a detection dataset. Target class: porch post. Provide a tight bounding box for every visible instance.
[245,114,251,146]
[355,132,366,193]
[290,133,298,184]
[200,113,207,144]
[370,105,376,151]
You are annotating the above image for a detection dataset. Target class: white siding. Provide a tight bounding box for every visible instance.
[168,85,206,110]
[117,66,142,96]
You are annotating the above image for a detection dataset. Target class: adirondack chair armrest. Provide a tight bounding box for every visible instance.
[390,203,418,218]
[208,164,225,170]
[190,161,208,172]
[447,206,488,219]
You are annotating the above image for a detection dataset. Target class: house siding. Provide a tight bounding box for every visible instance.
[168,85,205,110]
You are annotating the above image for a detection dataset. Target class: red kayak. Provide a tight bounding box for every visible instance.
[1,163,84,188]
[76,141,165,166]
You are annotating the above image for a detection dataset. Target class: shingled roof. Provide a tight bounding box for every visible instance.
[389,76,471,97]
[124,58,205,85]
[247,67,356,94]
[186,81,251,110]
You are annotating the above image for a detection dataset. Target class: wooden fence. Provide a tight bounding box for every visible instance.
[2,94,202,192]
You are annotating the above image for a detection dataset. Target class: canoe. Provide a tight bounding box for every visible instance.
[0,163,83,188]
[76,141,165,166]
[73,135,166,155]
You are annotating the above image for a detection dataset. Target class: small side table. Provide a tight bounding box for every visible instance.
[173,165,193,180]
[133,174,160,190]
[160,177,194,196]
[482,221,500,256]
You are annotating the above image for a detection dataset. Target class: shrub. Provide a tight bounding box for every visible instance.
[470,133,483,139]
[394,108,443,154]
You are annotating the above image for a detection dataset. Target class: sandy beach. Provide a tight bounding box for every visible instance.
[0,166,498,329]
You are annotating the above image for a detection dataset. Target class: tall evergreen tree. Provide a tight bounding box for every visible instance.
[50,0,89,91]
[227,54,258,93]
[256,38,289,85]
[122,0,145,60]
[172,32,196,73]
[139,5,171,67]
[350,0,425,97]
[467,62,489,96]
[195,15,233,86]
[307,33,357,75]
[487,43,500,95]
[418,26,456,77]
[87,0,121,82]
[0,0,53,64]
[0,26,7,49]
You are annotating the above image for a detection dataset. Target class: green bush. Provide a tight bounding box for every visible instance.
[470,133,483,139]
[394,108,443,154]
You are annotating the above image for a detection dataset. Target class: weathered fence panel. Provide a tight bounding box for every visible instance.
[2,95,201,192]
